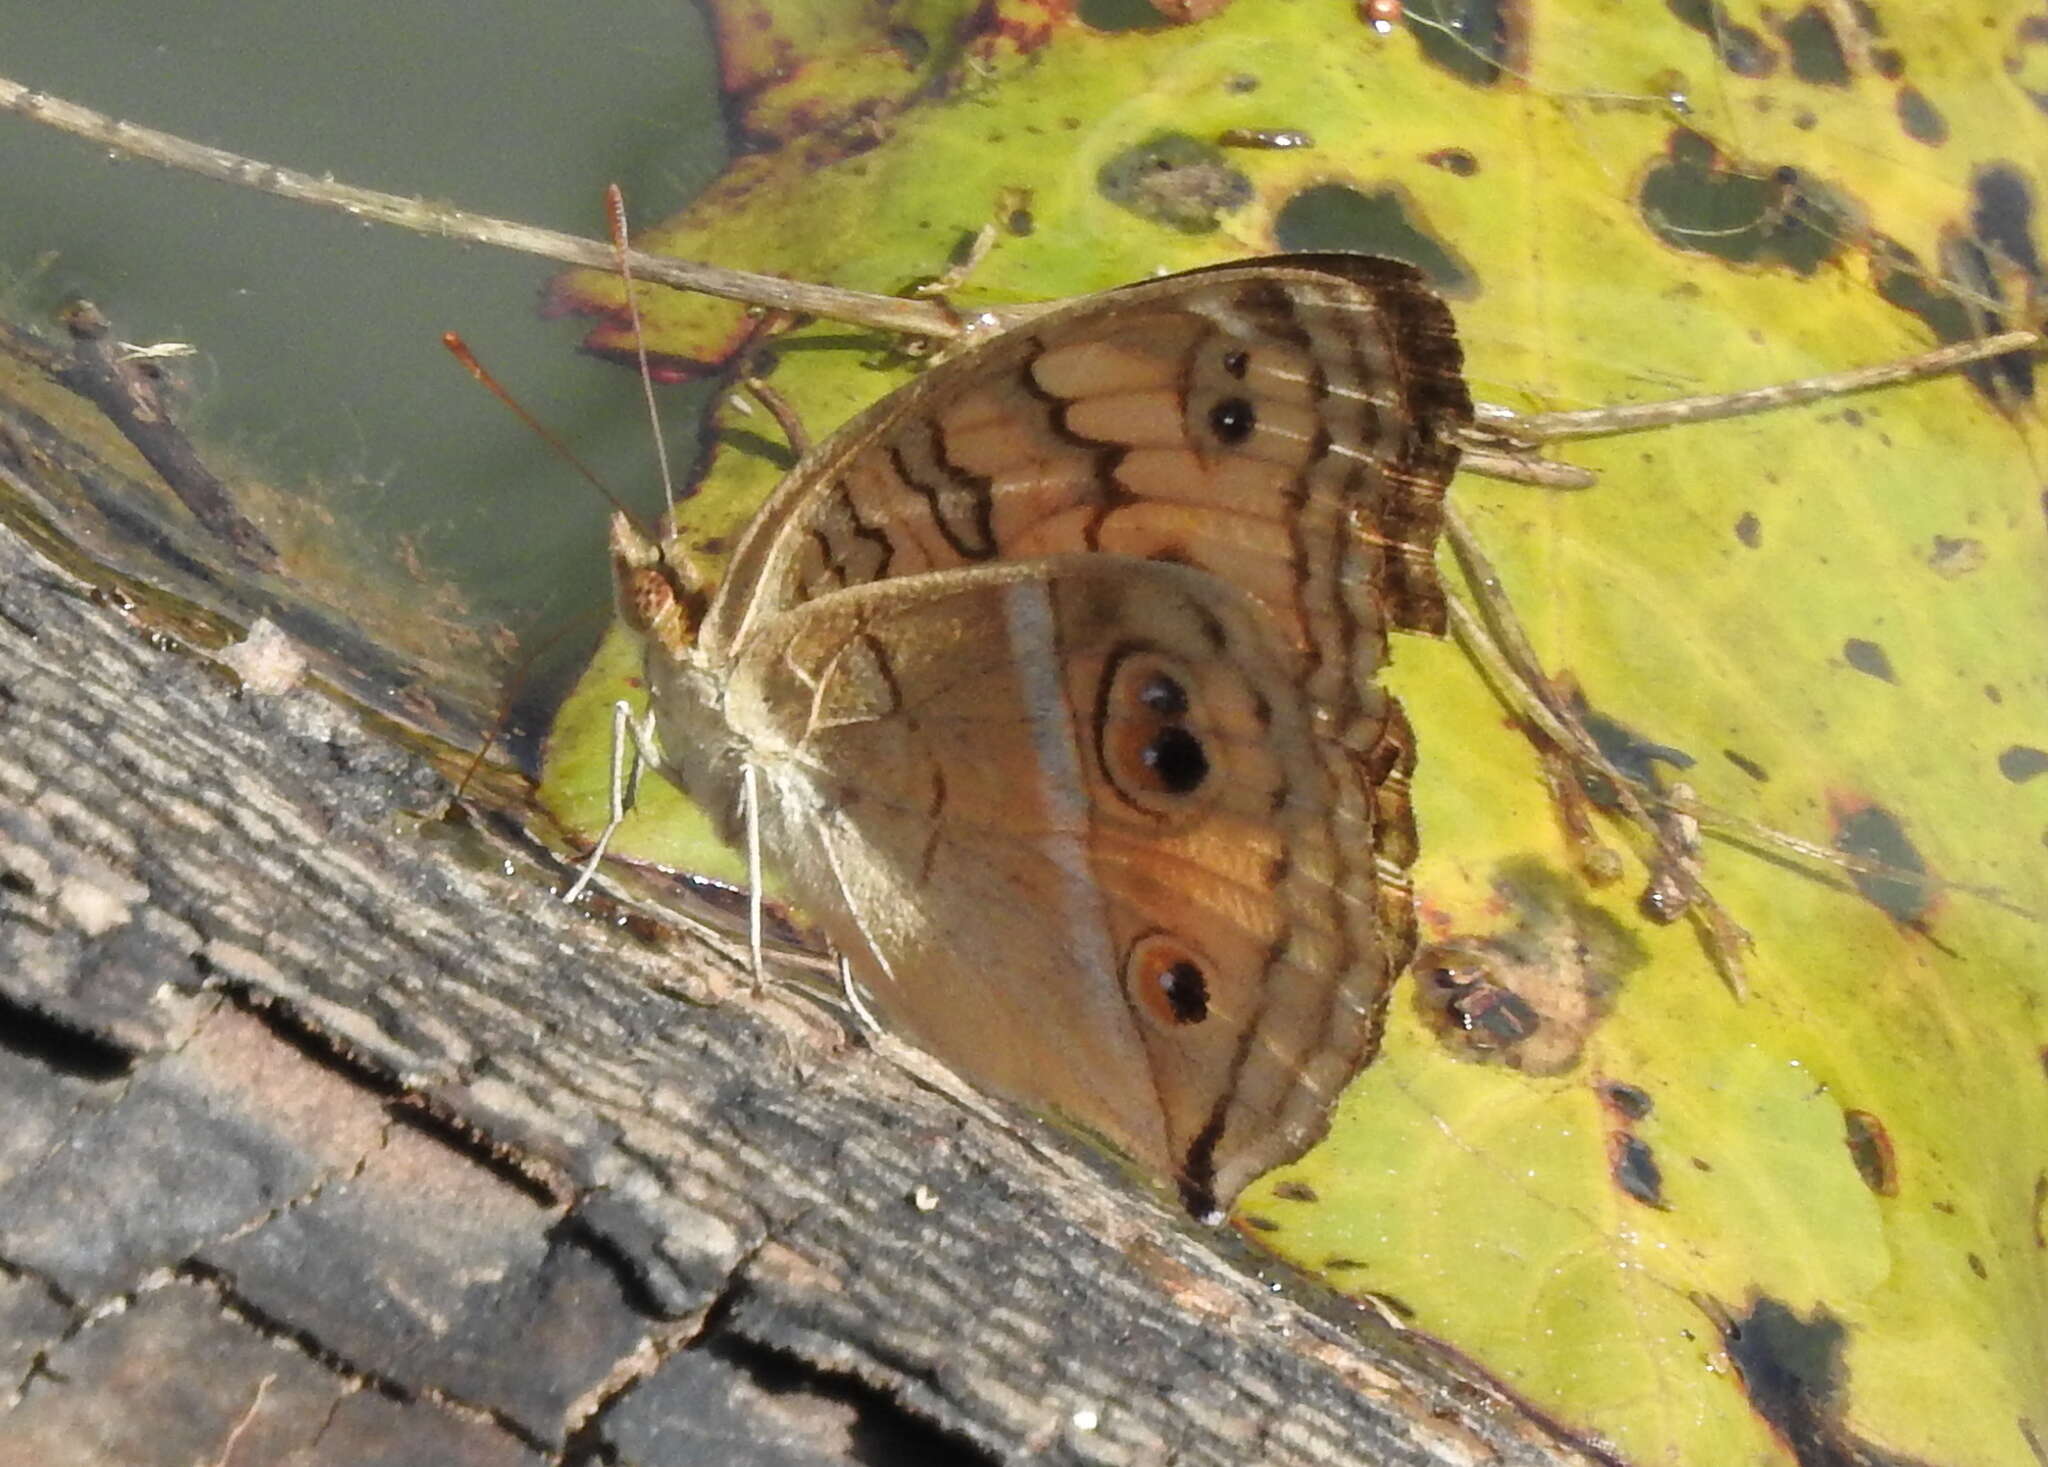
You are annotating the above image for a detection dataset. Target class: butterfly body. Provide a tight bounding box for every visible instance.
[613,255,1471,1213]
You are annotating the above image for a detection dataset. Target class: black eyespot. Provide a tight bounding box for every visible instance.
[1208,396,1256,444]
[1221,348,1250,379]
[1124,934,1216,1029]
[1100,651,1219,814]
[1143,727,1209,793]
[1159,960,1209,1023]
[1137,671,1189,717]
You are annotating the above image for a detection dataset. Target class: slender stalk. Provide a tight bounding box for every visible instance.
[0,74,973,342]
[1493,330,2041,443]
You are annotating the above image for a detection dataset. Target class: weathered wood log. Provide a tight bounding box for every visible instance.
[0,331,1607,1466]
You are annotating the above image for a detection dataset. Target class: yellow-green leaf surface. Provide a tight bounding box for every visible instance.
[539,3,2048,1461]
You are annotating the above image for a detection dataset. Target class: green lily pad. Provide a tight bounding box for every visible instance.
[538,3,2048,1461]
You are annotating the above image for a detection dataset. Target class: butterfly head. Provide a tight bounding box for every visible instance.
[608,510,713,665]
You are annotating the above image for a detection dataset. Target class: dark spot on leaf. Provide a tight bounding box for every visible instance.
[1833,801,1934,924]
[1842,638,1896,683]
[1724,749,1770,782]
[1401,0,1521,87]
[1717,1297,1876,1462]
[1571,690,1694,801]
[1870,234,2033,408]
[1986,685,2003,704]
[1078,0,1174,30]
[1967,1252,1988,1280]
[1735,510,1762,547]
[885,25,931,66]
[1871,46,1904,79]
[1611,1134,1667,1207]
[1321,1256,1372,1271]
[1424,147,1480,176]
[1271,1180,1320,1203]
[1640,130,1850,275]
[1843,1110,1898,1196]
[1972,162,2044,279]
[1668,0,1778,76]
[1097,133,1253,234]
[1411,862,1646,1075]
[1999,746,2048,783]
[1895,86,1948,146]
[1775,6,1849,84]
[1925,535,1985,577]
[1240,1213,1281,1231]
[1600,1081,1654,1120]
[2008,15,2048,116]
[1273,184,1476,294]
[1931,165,2046,404]
[1223,72,1260,93]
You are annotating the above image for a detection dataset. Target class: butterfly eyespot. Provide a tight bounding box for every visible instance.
[1124,935,1211,1025]
[1142,726,1210,793]
[1099,650,1215,811]
[1137,670,1190,717]
[1207,396,1256,445]
[1220,348,1250,379]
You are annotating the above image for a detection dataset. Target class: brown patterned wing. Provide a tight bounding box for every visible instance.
[720,554,1391,1213]
[704,254,1466,1060]
[709,254,1470,712]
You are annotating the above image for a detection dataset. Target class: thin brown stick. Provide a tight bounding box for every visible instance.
[1492,330,2042,443]
[739,376,814,460]
[0,74,982,343]
[1442,507,1753,995]
[1456,444,1598,489]
[1814,0,1876,77]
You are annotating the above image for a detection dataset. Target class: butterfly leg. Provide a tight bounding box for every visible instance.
[835,953,883,1035]
[562,698,661,904]
[741,761,765,991]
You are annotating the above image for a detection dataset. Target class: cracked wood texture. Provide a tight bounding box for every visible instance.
[0,357,1607,1467]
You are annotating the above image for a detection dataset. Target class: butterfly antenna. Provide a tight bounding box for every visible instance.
[441,331,657,543]
[605,184,679,515]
